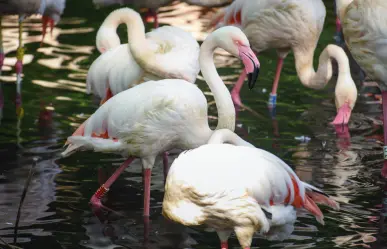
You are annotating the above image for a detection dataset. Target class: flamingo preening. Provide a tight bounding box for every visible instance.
[87,7,200,105]
[62,26,259,221]
[163,131,340,249]
[210,0,358,125]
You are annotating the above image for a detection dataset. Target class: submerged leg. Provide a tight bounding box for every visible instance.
[15,16,25,117]
[90,157,135,217]
[268,57,284,107]
[231,70,247,107]
[0,17,4,73]
[381,91,387,178]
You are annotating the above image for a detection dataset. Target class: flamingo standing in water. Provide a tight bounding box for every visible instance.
[210,0,358,125]
[87,8,200,106]
[162,131,340,249]
[335,0,387,176]
[92,0,233,29]
[41,0,66,45]
[62,26,260,220]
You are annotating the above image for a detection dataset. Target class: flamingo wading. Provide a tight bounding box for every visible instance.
[163,133,340,249]
[210,0,358,124]
[335,0,387,176]
[62,26,260,219]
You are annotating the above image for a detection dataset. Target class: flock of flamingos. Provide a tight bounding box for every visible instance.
[1,0,386,248]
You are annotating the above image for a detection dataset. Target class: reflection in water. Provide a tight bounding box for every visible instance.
[0,1,386,248]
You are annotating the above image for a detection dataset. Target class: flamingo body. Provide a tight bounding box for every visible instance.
[163,143,340,248]
[88,8,200,101]
[65,79,212,158]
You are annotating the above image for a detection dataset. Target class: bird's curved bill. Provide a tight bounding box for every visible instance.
[238,45,260,90]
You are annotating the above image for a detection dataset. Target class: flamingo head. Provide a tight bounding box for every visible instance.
[331,74,358,125]
[213,26,260,90]
[96,27,121,53]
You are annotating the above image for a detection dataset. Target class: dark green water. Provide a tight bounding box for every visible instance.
[0,1,386,248]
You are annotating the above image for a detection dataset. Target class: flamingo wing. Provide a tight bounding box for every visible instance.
[145,26,200,84]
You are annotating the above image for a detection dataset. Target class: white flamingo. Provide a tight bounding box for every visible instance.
[41,0,66,44]
[335,0,387,176]
[210,0,358,125]
[162,131,340,249]
[62,26,260,219]
[87,7,200,105]
[92,0,233,29]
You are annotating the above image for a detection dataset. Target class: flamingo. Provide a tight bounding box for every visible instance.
[87,7,200,106]
[41,0,66,45]
[162,131,340,249]
[210,0,358,125]
[335,0,387,176]
[62,26,260,219]
[92,0,233,29]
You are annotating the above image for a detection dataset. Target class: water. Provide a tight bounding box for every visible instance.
[0,1,386,248]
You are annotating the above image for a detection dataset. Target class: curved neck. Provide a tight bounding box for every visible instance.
[208,129,254,148]
[200,36,236,131]
[101,8,151,60]
[294,44,351,90]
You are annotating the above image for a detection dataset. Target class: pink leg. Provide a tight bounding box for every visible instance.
[90,157,135,217]
[381,91,387,178]
[0,53,4,72]
[143,168,152,216]
[268,57,284,107]
[143,215,150,244]
[163,152,169,183]
[231,70,247,107]
[336,17,341,33]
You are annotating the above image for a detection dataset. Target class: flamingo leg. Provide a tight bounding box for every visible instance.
[15,17,24,117]
[0,17,4,74]
[143,168,152,216]
[163,152,169,183]
[231,70,247,107]
[268,57,284,107]
[90,157,135,219]
[381,91,387,178]
[217,230,232,249]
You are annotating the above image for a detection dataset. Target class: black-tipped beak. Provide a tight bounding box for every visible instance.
[248,65,259,90]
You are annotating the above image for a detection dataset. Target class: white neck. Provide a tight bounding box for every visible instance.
[335,0,353,19]
[98,8,153,67]
[294,44,352,90]
[199,36,236,131]
[208,129,254,148]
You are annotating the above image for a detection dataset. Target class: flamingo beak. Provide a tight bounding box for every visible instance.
[41,15,55,45]
[238,45,260,90]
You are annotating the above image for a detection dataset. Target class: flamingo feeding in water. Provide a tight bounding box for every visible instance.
[92,0,233,29]
[162,132,340,249]
[210,0,358,125]
[87,7,200,105]
[62,26,260,220]
[335,0,387,177]
[41,0,66,45]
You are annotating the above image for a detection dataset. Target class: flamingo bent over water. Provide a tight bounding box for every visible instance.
[210,0,358,125]
[162,130,340,249]
[335,0,387,177]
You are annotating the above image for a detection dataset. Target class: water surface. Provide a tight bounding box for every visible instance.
[0,1,386,248]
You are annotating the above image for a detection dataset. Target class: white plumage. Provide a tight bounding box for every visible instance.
[211,0,358,125]
[163,142,340,248]
[62,26,260,218]
[87,8,200,103]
